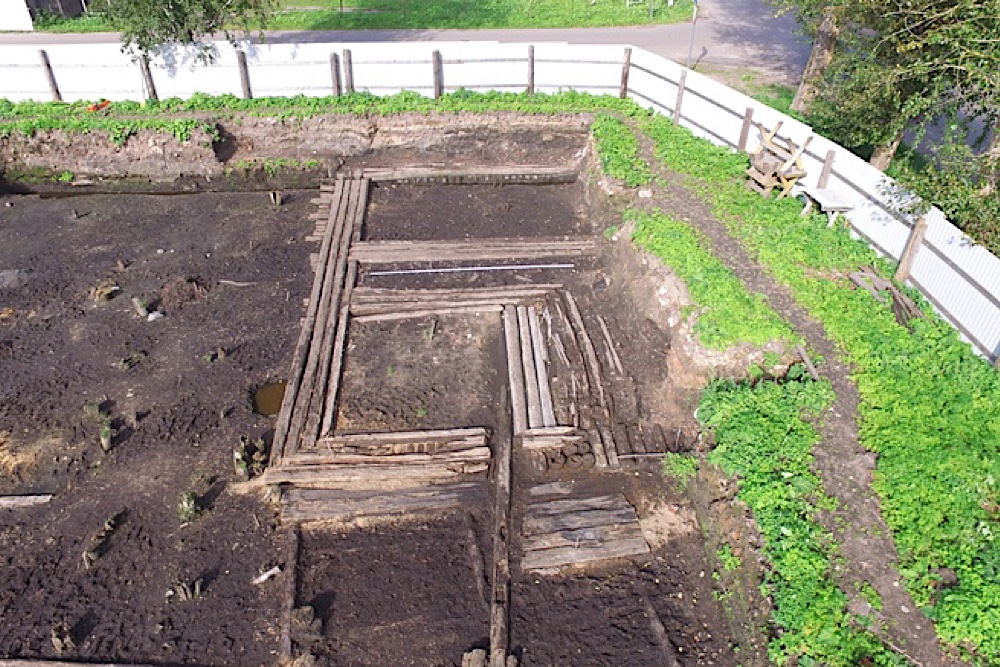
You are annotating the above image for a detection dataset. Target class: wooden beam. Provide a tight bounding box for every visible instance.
[37,50,61,102]
[281,483,483,522]
[737,107,753,152]
[673,70,687,126]
[489,423,513,667]
[527,45,535,96]
[352,304,503,323]
[620,47,632,99]
[523,520,644,552]
[528,307,557,427]
[0,494,52,508]
[343,49,355,94]
[432,50,444,99]
[521,537,648,571]
[503,305,528,436]
[236,50,252,99]
[528,494,631,515]
[518,306,544,429]
[523,507,637,536]
[330,52,342,96]
[894,216,928,284]
[349,238,596,264]
[138,56,158,102]
[818,149,836,189]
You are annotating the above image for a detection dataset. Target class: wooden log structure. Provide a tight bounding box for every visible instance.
[362,165,578,185]
[280,482,485,522]
[527,307,557,427]
[517,306,545,429]
[349,238,595,264]
[503,305,529,436]
[264,461,489,486]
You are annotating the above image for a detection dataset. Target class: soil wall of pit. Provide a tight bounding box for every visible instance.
[0,113,591,183]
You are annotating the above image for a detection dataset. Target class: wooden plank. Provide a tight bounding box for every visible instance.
[524,426,578,437]
[351,284,559,304]
[319,273,355,436]
[523,507,637,536]
[278,524,298,660]
[503,305,528,436]
[349,238,595,264]
[528,307,557,427]
[673,69,686,125]
[521,537,649,571]
[528,494,631,516]
[895,216,928,284]
[562,291,605,408]
[517,306,544,429]
[264,461,488,485]
[0,494,53,508]
[269,178,347,465]
[596,315,624,375]
[288,179,361,454]
[282,483,482,522]
[351,298,519,316]
[522,435,584,451]
[523,521,644,552]
[352,304,503,323]
[283,446,491,467]
[320,427,488,446]
[528,481,575,497]
[364,165,578,184]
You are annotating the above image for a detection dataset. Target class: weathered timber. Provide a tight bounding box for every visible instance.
[641,594,683,667]
[489,397,515,667]
[363,165,578,185]
[310,261,356,444]
[318,427,488,446]
[270,178,347,465]
[349,238,595,264]
[524,426,578,437]
[351,284,560,305]
[264,461,488,486]
[352,305,502,323]
[522,507,637,536]
[528,494,631,516]
[521,537,649,571]
[283,446,491,467]
[287,178,360,455]
[351,298,522,316]
[278,524,299,660]
[523,521,644,552]
[318,298,352,437]
[281,483,483,522]
[562,292,605,407]
[465,514,490,610]
[517,306,544,429]
[521,435,584,451]
[0,494,53,508]
[527,307,557,427]
[503,305,528,436]
[299,436,486,458]
[528,481,575,497]
[596,315,624,375]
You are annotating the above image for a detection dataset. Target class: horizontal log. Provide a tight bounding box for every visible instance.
[305,436,486,457]
[351,299,523,316]
[0,494,53,508]
[521,536,649,571]
[350,238,596,264]
[352,304,503,322]
[523,507,636,537]
[264,461,488,485]
[524,426,578,437]
[528,494,632,517]
[318,427,487,446]
[528,481,576,497]
[0,662,154,667]
[523,520,645,552]
[282,482,485,522]
[284,446,491,467]
[352,284,562,304]
[521,435,584,451]
[364,165,579,184]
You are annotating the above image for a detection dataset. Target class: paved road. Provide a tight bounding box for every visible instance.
[0,0,811,76]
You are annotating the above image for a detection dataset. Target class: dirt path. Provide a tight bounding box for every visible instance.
[639,163,958,665]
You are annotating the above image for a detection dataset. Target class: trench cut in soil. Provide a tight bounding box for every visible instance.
[262,166,707,666]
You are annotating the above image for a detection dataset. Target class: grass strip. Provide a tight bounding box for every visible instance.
[591,113,651,187]
[644,113,1000,661]
[699,378,907,665]
[627,208,795,349]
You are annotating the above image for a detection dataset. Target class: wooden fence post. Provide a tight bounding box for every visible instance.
[673,70,687,125]
[432,50,443,99]
[737,107,753,152]
[895,216,928,283]
[343,49,355,94]
[818,149,836,189]
[38,50,62,102]
[619,47,632,99]
[527,45,535,96]
[330,52,342,96]
[236,50,252,99]
[139,55,158,102]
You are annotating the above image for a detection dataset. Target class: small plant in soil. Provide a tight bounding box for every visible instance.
[117,351,146,371]
[50,622,75,654]
[168,578,203,602]
[130,297,149,318]
[82,509,125,570]
[98,419,114,452]
[660,452,698,489]
[92,280,121,302]
[233,436,268,481]
[716,543,741,572]
[177,491,202,522]
[422,318,438,344]
[415,406,429,419]
[202,347,228,364]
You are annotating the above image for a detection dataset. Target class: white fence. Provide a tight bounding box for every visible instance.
[0,40,997,363]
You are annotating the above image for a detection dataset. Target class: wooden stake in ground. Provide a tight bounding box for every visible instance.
[489,403,514,667]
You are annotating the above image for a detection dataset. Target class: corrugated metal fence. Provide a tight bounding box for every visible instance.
[0,40,997,362]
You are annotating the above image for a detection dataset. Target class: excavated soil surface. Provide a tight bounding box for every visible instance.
[1,174,742,665]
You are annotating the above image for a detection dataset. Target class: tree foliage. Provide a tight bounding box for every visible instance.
[95,0,274,58]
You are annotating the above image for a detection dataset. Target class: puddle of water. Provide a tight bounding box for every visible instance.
[253,381,287,417]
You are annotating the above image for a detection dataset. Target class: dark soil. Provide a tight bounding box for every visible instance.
[337,313,504,433]
[363,182,590,241]
[0,189,314,665]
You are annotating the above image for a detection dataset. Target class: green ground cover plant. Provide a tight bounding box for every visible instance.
[644,114,1000,661]
[591,113,650,187]
[33,0,693,33]
[700,378,906,665]
[627,208,795,349]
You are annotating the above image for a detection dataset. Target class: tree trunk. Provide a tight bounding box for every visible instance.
[869,129,905,171]
[791,7,840,114]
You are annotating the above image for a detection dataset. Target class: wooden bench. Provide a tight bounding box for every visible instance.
[791,183,854,226]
